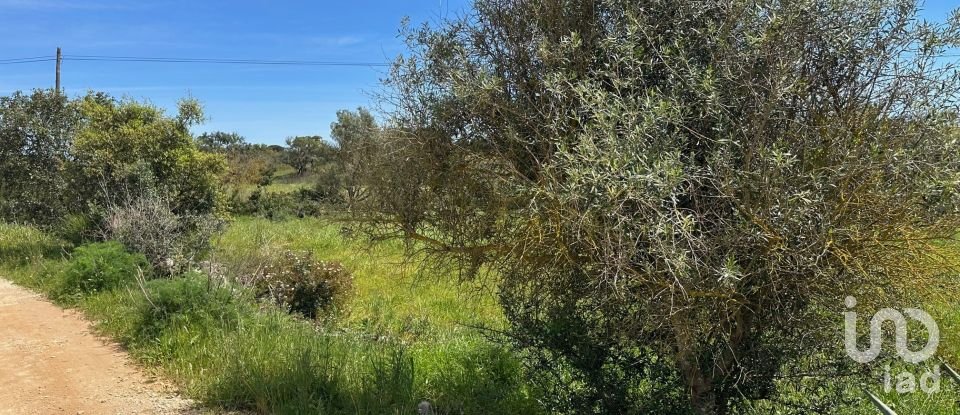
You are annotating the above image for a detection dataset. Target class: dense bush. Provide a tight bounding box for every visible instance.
[256,250,352,319]
[0,90,227,226]
[0,90,80,224]
[363,0,960,413]
[236,187,326,219]
[57,241,149,300]
[71,94,226,216]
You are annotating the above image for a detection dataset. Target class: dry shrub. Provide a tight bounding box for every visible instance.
[103,192,223,276]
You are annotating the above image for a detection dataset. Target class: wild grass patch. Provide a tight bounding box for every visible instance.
[0,222,540,414]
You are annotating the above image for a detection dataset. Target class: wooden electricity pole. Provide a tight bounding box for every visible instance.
[55,47,62,94]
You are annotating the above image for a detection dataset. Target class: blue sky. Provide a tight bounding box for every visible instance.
[0,0,470,145]
[0,0,954,145]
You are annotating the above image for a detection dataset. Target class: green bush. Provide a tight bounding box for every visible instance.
[256,250,352,319]
[0,90,80,225]
[238,187,323,219]
[124,274,243,353]
[54,213,97,246]
[72,94,226,216]
[364,1,960,413]
[56,241,149,300]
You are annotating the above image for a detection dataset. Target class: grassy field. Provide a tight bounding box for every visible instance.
[212,217,504,343]
[0,221,539,415]
[229,164,316,201]
[2,218,960,414]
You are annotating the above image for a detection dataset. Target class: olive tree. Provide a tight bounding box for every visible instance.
[363,1,960,413]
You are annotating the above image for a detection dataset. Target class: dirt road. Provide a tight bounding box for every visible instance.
[0,279,199,415]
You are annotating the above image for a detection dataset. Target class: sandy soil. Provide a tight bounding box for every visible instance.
[0,279,200,415]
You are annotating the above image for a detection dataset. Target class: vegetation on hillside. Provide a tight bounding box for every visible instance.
[1,0,960,414]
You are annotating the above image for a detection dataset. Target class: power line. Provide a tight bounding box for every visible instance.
[0,55,53,63]
[66,54,391,67]
[68,54,392,66]
[0,57,56,65]
[0,54,392,67]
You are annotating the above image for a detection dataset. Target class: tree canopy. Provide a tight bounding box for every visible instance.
[363,0,960,413]
[72,94,225,215]
[0,90,79,224]
[284,135,332,176]
[0,90,226,225]
[330,107,380,208]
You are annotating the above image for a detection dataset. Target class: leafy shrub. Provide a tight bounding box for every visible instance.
[130,273,243,351]
[0,90,80,225]
[72,94,226,216]
[256,250,352,319]
[57,241,149,300]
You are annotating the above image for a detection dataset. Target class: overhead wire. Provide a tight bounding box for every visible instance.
[65,54,391,67]
[0,57,57,65]
[0,54,391,67]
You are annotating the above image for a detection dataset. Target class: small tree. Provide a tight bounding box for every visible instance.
[365,1,960,413]
[0,90,80,224]
[330,107,380,209]
[284,135,331,176]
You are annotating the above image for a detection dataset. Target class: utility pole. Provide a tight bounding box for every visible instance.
[55,47,61,94]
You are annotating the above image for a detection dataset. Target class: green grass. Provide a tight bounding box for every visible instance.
[212,217,504,342]
[0,221,540,415]
[4,218,960,414]
[210,217,526,412]
[228,163,317,201]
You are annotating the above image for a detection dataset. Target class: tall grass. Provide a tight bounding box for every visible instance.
[0,222,68,265]
[212,217,503,340]
[210,217,530,412]
[0,221,539,414]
